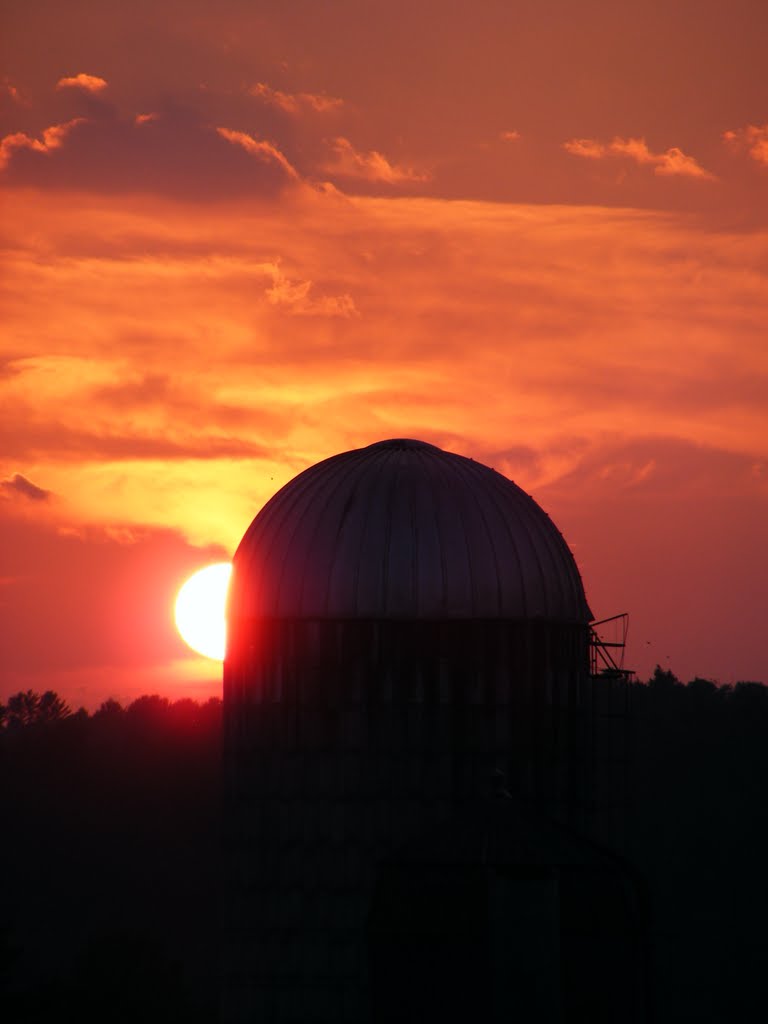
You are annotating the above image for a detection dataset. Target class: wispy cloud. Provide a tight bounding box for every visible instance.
[56,73,108,93]
[499,130,521,142]
[264,264,358,318]
[3,187,766,551]
[723,124,768,166]
[2,185,767,693]
[0,119,85,170]
[564,135,715,180]
[249,82,343,115]
[563,138,606,160]
[322,136,430,183]
[215,126,299,179]
[1,78,28,106]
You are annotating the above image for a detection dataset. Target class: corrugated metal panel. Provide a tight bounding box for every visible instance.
[230,438,592,623]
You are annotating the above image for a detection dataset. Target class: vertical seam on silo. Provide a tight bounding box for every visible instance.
[407,449,419,616]
[351,449,385,618]
[463,459,504,616]
[266,461,335,616]
[381,448,400,616]
[260,455,347,616]
[522,498,560,619]
[547,519,583,622]
[430,449,475,616]
[422,443,448,618]
[477,469,528,619]
[296,452,370,618]
[501,479,549,618]
[320,452,375,618]
[528,500,580,621]
[246,452,346,610]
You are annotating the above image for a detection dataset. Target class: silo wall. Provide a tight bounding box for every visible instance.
[221,617,591,1023]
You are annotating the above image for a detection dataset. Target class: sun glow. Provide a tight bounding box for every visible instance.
[174,562,232,661]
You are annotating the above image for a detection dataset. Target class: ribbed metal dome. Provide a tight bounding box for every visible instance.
[229,438,592,622]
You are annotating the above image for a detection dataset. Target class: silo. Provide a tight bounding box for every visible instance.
[222,439,645,1023]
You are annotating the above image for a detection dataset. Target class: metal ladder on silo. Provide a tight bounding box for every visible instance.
[589,614,634,850]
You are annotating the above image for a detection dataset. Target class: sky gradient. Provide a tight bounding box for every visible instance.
[2,1,766,708]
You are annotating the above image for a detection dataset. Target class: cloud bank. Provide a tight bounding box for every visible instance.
[564,136,715,180]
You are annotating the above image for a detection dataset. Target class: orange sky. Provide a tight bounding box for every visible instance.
[1,1,767,708]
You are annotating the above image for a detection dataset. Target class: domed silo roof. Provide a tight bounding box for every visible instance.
[230,438,592,623]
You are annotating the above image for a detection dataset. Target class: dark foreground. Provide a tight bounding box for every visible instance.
[2,676,767,1022]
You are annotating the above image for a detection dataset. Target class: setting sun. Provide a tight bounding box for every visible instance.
[174,563,232,661]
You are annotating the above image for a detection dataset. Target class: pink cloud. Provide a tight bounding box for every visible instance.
[563,138,607,159]
[564,135,715,180]
[608,138,658,164]
[652,146,714,179]
[56,73,108,93]
[0,118,85,170]
[2,78,28,106]
[723,124,768,166]
[215,126,299,179]
[264,265,358,318]
[499,130,521,142]
[322,136,430,183]
[249,82,343,115]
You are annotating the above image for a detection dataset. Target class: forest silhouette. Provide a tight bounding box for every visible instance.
[2,670,767,1022]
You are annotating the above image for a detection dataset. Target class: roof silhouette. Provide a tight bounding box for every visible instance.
[230,438,592,622]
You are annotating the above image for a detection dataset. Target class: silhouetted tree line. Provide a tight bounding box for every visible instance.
[0,690,223,731]
[4,667,766,732]
[624,668,768,1023]
[1,671,767,1023]
[1,693,223,1023]
[634,664,768,709]
[1,690,72,729]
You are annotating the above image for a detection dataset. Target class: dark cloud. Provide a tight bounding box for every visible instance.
[482,444,544,478]
[1,473,51,501]
[544,436,767,501]
[534,435,768,684]
[0,420,276,463]
[0,103,299,199]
